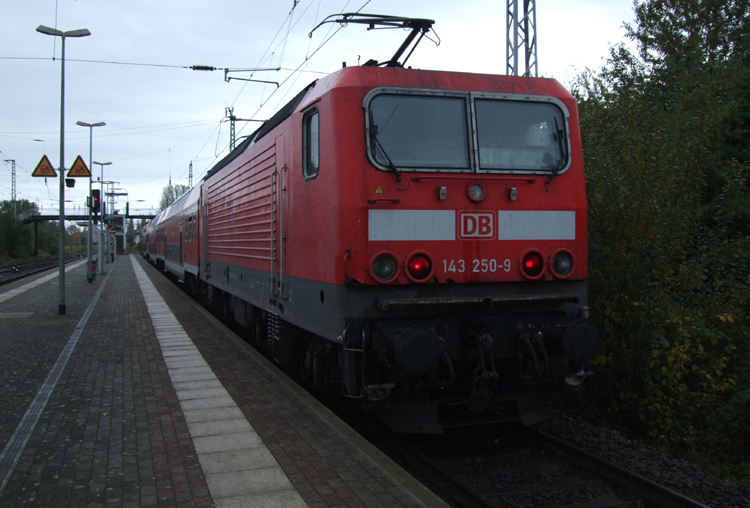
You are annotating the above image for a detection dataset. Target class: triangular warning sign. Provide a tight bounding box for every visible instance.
[67,155,91,177]
[375,186,383,194]
[32,155,57,177]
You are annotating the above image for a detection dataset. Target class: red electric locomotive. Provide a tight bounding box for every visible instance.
[144,15,601,432]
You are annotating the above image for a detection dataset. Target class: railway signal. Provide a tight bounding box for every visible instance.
[90,189,101,219]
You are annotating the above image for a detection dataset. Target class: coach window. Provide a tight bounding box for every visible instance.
[303,108,319,180]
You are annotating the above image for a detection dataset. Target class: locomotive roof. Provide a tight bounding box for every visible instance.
[201,66,572,183]
[318,65,573,99]
[203,81,316,182]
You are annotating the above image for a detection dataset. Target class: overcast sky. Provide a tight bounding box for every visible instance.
[0,0,635,219]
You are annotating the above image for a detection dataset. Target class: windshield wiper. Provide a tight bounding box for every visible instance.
[545,116,568,185]
[370,124,402,183]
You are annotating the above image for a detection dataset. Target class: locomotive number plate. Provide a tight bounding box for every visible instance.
[443,259,512,273]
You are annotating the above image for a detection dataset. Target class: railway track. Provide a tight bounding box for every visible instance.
[0,255,84,286]
[344,414,711,508]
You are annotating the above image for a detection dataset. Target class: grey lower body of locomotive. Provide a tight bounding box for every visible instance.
[201,259,601,433]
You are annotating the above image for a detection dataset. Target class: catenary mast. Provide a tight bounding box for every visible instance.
[506,0,538,77]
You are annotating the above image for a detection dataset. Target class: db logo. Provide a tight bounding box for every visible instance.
[458,211,495,239]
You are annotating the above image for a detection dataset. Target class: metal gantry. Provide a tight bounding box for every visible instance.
[226,107,236,151]
[506,0,538,77]
[224,107,262,151]
[4,159,16,218]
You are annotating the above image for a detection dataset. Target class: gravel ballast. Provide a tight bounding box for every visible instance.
[534,412,750,508]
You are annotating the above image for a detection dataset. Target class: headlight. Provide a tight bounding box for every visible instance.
[551,249,574,278]
[467,183,485,202]
[370,252,399,283]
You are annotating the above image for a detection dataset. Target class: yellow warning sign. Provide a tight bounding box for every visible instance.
[375,186,383,194]
[32,155,57,177]
[67,155,91,177]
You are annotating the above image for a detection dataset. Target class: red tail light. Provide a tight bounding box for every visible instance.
[406,252,433,282]
[520,250,544,279]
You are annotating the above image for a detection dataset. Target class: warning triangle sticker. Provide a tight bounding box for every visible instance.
[67,155,91,177]
[375,186,383,194]
[32,155,57,177]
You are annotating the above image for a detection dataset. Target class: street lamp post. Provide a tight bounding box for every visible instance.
[93,161,111,274]
[37,24,91,315]
[77,121,105,283]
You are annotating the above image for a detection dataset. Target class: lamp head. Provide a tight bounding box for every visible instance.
[36,26,90,38]
[65,29,91,38]
[36,25,63,37]
[77,121,106,128]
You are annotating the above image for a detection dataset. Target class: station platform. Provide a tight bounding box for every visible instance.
[0,255,448,508]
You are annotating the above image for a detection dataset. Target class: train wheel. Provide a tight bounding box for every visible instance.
[299,337,314,385]
[250,313,266,347]
[556,367,595,413]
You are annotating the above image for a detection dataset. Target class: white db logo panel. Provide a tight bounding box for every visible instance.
[458,211,494,239]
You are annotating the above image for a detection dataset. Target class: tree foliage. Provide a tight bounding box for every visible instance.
[126,218,135,250]
[158,183,190,211]
[0,200,62,261]
[575,0,750,473]
[0,200,35,260]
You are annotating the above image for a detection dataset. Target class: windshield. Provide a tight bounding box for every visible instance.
[476,99,566,171]
[369,94,470,169]
[366,90,569,174]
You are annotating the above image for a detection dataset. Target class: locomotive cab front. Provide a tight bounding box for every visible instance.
[327,69,601,432]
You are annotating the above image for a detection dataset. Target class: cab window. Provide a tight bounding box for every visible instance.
[368,94,470,170]
[303,108,319,180]
[476,99,567,172]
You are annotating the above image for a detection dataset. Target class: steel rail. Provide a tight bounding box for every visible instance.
[0,255,84,286]
[528,427,711,508]
[355,417,495,508]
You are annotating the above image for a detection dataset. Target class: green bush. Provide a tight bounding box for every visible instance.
[576,0,750,471]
